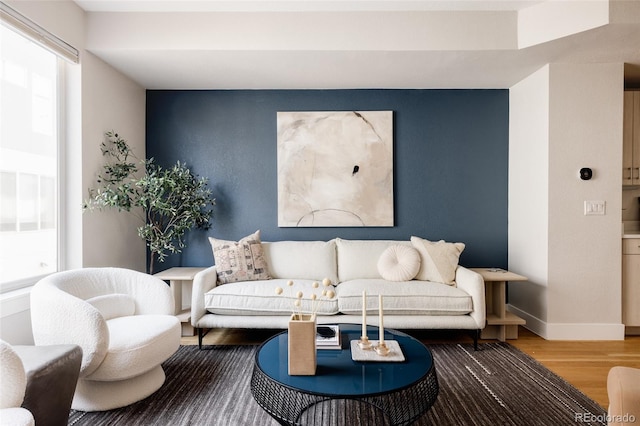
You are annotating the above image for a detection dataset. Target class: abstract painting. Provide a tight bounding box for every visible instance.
[277,111,393,227]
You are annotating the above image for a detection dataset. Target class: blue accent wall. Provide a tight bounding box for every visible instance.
[146,89,508,270]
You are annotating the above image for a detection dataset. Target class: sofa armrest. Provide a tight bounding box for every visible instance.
[455,266,486,329]
[191,266,219,327]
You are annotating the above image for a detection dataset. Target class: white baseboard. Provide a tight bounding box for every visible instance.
[507,304,547,337]
[507,304,625,340]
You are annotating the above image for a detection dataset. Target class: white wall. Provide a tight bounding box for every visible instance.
[81,52,147,271]
[518,0,609,48]
[86,11,517,52]
[509,62,625,340]
[0,0,146,345]
[508,65,550,328]
[546,62,623,338]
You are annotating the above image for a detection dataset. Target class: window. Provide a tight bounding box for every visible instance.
[0,21,63,290]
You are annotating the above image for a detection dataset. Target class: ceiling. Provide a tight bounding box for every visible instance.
[73,0,640,89]
[74,0,545,12]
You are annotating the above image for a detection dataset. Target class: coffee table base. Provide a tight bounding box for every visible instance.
[251,365,439,426]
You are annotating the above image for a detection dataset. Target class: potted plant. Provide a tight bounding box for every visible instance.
[84,131,215,274]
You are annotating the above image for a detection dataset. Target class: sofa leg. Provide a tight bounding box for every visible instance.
[473,329,480,351]
[198,328,211,350]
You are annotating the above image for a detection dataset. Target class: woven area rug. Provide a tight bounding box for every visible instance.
[68,342,607,426]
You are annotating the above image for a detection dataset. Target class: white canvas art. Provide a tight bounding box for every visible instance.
[277,111,393,227]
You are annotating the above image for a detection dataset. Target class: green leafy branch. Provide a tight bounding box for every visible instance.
[84,131,215,273]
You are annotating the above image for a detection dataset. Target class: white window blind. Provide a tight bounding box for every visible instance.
[0,1,79,64]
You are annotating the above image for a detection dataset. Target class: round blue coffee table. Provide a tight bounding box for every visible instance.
[251,324,438,425]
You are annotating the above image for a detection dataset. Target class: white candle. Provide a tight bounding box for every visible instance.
[378,294,384,344]
[362,290,367,337]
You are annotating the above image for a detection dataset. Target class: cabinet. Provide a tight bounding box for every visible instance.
[623,91,640,186]
[623,238,640,333]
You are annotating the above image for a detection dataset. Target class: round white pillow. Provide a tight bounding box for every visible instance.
[377,245,421,282]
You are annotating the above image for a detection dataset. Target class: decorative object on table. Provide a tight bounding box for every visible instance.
[375,294,390,356]
[316,325,341,350]
[277,111,394,227]
[288,313,317,375]
[358,290,372,349]
[316,326,336,339]
[275,278,336,375]
[350,339,405,362]
[83,131,215,273]
[274,278,336,318]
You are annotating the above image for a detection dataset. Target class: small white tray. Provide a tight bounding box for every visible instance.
[350,340,405,362]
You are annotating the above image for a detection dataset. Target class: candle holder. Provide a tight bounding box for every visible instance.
[358,335,372,350]
[374,341,390,356]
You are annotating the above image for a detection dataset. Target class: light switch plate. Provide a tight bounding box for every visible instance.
[584,200,606,215]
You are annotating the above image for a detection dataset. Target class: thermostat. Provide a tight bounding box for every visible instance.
[579,168,593,180]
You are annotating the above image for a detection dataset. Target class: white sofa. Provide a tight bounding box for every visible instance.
[191,238,485,349]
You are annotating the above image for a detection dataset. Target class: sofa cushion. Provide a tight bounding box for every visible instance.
[411,236,465,285]
[262,240,338,284]
[336,239,412,282]
[377,245,421,282]
[337,279,472,315]
[209,230,271,284]
[204,279,339,316]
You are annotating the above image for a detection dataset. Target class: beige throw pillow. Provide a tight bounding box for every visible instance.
[210,230,271,284]
[410,236,465,285]
[377,245,421,282]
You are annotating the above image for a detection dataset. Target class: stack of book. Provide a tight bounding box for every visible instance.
[316,325,341,350]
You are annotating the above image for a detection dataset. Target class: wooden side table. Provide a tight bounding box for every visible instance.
[154,267,206,337]
[470,268,528,342]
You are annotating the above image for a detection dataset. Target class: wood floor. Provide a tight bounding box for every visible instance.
[509,328,640,410]
[181,326,640,409]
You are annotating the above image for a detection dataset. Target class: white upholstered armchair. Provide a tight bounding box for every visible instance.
[0,340,35,426]
[30,267,181,412]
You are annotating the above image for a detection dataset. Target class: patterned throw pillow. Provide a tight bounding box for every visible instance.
[410,236,465,285]
[209,230,271,284]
